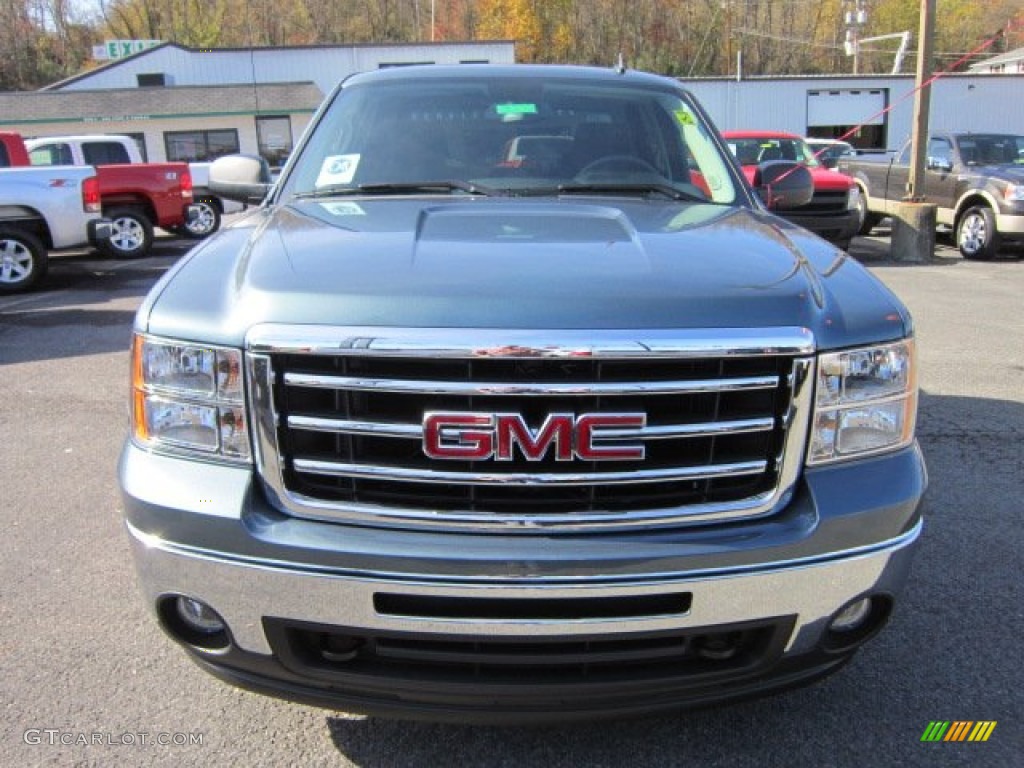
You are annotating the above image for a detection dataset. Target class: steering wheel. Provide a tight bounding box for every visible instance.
[575,155,662,181]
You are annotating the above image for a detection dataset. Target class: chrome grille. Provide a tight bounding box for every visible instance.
[802,189,849,215]
[248,327,815,532]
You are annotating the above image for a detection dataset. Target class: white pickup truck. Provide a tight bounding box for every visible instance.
[23,134,245,239]
[0,137,111,293]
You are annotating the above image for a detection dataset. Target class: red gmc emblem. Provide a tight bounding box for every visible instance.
[423,412,646,462]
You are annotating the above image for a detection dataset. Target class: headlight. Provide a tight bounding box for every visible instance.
[807,339,917,465]
[845,185,861,211]
[1004,183,1024,202]
[131,334,250,462]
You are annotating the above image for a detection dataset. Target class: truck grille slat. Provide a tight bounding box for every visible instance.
[247,327,815,531]
[292,458,769,485]
[283,372,781,396]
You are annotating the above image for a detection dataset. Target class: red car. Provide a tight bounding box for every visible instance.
[723,130,860,250]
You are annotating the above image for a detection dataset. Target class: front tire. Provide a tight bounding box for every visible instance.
[0,229,48,294]
[854,188,881,236]
[956,205,999,261]
[181,198,221,239]
[102,207,154,259]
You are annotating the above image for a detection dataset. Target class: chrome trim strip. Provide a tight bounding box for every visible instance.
[283,372,779,396]
[292,458,768,486]
[246,330,816,533]
[288,416,423,439]
[247,325,817,358]
[286,415,776,441]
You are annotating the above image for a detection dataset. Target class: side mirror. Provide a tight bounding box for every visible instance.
[753,160,814,210]
[926,156,953,173]
[209,154,272,204]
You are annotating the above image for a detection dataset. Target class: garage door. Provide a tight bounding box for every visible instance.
[807,89,887,127]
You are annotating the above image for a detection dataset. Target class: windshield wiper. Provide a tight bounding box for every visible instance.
[294,180,498,199]
[553,183,706,202]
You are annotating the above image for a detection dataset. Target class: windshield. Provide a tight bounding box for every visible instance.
[955,134,1024,166]
[727,137,820,168]
[283,74,739,204]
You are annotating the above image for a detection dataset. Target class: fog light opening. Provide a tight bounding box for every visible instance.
[694,631,743,661]
[177,596,226,634]
[319,634,364,663]
[823,595,893,653]
[158,595,231,651]
[830,598,872,633]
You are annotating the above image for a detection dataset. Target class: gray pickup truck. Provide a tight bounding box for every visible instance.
[838,132,1024,260]
[119,64,926,723]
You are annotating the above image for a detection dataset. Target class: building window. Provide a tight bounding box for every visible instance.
[137,73,167,87]
[164,129,240,163]
[255,116,293,169]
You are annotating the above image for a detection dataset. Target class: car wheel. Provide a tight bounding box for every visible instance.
[855,189,881,236]
[956,205,999,261]
[0,229,48,294]
[102,207,154,259]
[180,198,221,239]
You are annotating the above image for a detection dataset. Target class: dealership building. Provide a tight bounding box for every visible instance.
[0,41,516,166]
[0,40,1020,165]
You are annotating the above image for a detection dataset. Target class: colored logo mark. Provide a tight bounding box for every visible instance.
[920,721,997,742]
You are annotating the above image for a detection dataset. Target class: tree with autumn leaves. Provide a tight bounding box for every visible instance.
[2,0,1022,90]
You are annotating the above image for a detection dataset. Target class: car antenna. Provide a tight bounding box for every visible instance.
[615,52,626,75]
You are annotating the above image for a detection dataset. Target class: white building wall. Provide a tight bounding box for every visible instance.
[6,113,316,163]
[682,75,1024,151]
[57,42,515,95]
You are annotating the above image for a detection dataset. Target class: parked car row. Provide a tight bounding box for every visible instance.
[23,134,244,239]
[0,130,221,292]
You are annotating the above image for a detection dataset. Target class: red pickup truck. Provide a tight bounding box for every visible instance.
[723,130,860,250]
[1,132,196,258]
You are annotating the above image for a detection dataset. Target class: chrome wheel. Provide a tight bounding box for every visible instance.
[111,216,145,252]
[102,207,153,258]
[958,212,986,256]
[183,200,220,238]
[0,238,33,285]
[956,205,998,260]
[0,230,47,293]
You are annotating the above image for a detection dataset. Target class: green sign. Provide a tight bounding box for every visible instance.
[103,40,161,60]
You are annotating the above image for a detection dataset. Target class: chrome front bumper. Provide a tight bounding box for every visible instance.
[126,517,920,658]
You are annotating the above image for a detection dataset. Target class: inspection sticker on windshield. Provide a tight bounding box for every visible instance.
[496,103,538,116]
[673,109,695,126]
[315,154,360,187]
[320,202,366,217]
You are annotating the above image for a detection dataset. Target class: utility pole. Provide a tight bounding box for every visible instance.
[891,0,937,262]
[906,0,936,201]
[844,0,868,74]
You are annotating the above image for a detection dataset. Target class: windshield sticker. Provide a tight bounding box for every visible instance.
[496,103,538,116]
[315,154,360,188]
[320,202,366,217]
[673,109,695,126]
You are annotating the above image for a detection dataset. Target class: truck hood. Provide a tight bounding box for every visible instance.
[142,197,910,350]
[975,163,1024,183]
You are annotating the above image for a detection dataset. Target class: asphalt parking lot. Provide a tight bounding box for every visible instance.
[1,226,1021,767]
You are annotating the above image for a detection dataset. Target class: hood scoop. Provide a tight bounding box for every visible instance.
[411,203,647,273]
[415,204,636,245]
